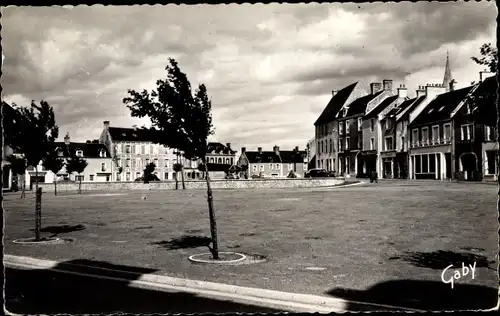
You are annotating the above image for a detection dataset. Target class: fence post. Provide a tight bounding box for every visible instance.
[35,187,42,241]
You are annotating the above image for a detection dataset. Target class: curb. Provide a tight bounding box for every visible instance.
[4,254,424,313]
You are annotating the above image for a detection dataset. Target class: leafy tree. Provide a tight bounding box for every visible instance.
[198,162,207,179]
[124,58,220,259]
[143,162,157,183]
[173,162,183,190]
[471,43,498,73]
[6,155,27,198]
[8,100,59,241]
[65,154,88,194]
[42,149,65,196]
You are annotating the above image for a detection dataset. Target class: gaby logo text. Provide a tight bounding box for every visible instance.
[441,262,476,289]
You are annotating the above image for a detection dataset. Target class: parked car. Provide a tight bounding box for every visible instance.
[305,168,329,178]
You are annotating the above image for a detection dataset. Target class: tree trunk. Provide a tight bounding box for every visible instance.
[175,172,179,190]
[79,174,82,194]
[54,179,57,196]
[181,167,186,190]
[34,168,41,240]
[20,174,26,199]
[202,158,219,260]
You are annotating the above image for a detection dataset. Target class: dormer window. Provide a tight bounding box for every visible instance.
[343,108,348,117]
[99,149,107,158]
[76,150,84,157]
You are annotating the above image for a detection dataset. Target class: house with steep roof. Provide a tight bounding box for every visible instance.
[25,133,113,185]
[336,79,396,177]
[237,145,307,178]
[408,84,476,180]
[99,121,179,181]
[314,82,368,173]
[206,142,237,165]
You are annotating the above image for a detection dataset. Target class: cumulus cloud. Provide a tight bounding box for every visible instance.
[1,2,496,152]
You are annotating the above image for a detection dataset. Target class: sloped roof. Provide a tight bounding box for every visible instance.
[364,95,398,119]
[395,96,426,122]
[205,163,231,172]
[108,127,152,142]
[207,142,236,155]
[54,142,111,158]
[315,82,358,125]
[245,150,306,164]
[340,91,383,118]
[410,86,474,127]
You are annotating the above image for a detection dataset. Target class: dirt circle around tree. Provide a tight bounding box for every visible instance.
[13,237,75,245]
[188,252,267,265]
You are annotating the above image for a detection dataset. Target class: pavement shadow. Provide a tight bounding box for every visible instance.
[5,259,283,314]
[151,235,212,250]
[30,224,86,237]
[327,279,497,311]
[389,250,496,270]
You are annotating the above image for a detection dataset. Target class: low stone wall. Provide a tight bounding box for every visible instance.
[38,178,345,192]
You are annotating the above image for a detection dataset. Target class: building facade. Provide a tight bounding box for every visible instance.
[237,146,307,178]
[99,121,178,181]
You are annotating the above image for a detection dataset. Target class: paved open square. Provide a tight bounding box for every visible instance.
[4,181,498,311]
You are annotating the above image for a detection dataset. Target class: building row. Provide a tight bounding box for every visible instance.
[312,55,497,181]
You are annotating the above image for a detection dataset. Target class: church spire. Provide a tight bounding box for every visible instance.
[443,51,453,92]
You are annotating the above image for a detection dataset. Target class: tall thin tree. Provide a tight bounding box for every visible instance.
[65,153,88,194]
[124,58,220,259]
[6,155,27,198]
[42,149,65,196]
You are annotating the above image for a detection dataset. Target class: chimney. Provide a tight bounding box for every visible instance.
[424,83,446,100]
[480,71,495,82]
[273,145,280,155]
[397,84,408,98]
[132,125,137,130]
[295,146,299,152]
[64,133,70,145]
[332,90,338,97]
[370,82,382,95]
[382,79,393,91]
[258,147,263,154]
[416,85,426,98]
[241,147,246,154]
[103,120,110,130]
[226,142,231,149]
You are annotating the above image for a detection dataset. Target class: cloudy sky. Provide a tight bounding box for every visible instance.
[1,2,497,152]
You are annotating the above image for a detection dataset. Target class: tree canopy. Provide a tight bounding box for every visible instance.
[471,43,497,73]
[65,153,88,175]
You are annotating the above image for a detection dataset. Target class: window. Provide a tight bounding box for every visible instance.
[132,145,136,154]
[149,145,154,155]
[288,163,293,170]
[385,137,393,151]
[346,120,350,133]
[432,125,439,144]
[153,158,158,167]
[443,124,451,142]
[461,124,474,141]
[141,145,145,155]
[429,154,436,173]
[75,175,84,181]
[345,137,350,150]
[218,157,222,164]
[485,126,495,141]
[339,122,344,135]
[415,155,421,173]
[422,154,429,173]
[225,158,230,164]
[259,165,264,171]
[370,138,375,150]
[153,145,158,155]
[317,142,320,154]
[101,163,106,172]
[486,151,496,174]
[125,145,131,154]
[126,172,131,181]
[76,150,83,157]
[116,145,122,154]
[370,119,374,132]
[357,137,362,149]
[165,159,170,168]
[164,172,169,180]
[89,175,94,181]
[421,127,429,145]
[339,138,344,151]
[136,172,141,178]
[146,158,150,165]
[358,117,362,131]
[253,165,257,172]
[106,175,110,182]
[270,164,274,170]
[125,158,130,167]
[401,136,405,151]
[329,139,332,153]
[276,164,280,170]
[412,129,419,146]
